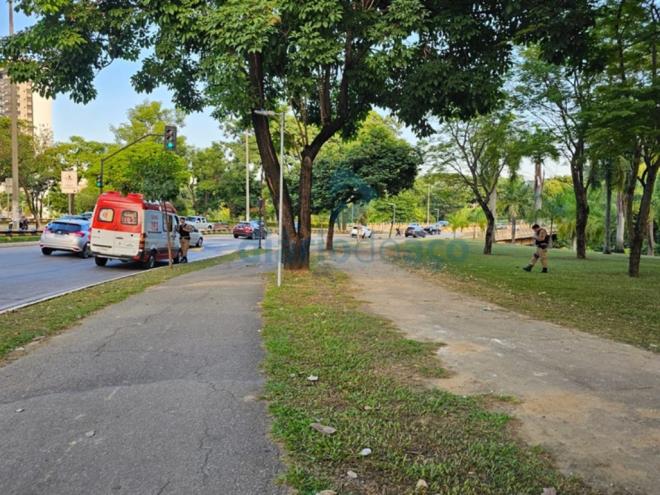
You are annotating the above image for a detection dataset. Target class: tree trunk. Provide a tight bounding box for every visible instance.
[534,158,543,219]
[624,146,642,243]
[326,207,341,251]
[510,215,517,244]
[483,208,495,255]
[549,218,554,248]
[569,148,589,259]
[603,170,612,254]
[647,214,655,256]
[628,162,658,276]
[615,191,625,252]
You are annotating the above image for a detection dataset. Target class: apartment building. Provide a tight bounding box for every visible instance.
[0,69,53,143]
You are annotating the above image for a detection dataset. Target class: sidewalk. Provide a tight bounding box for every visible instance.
[0,255,284,495]
[329,243,659,495]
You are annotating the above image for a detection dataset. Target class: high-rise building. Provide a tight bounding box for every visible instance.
[0,69,53,143]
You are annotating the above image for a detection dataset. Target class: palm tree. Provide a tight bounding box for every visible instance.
[447,208,470,239]
[500,178,533,243]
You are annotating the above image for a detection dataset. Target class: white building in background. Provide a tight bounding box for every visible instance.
[0,69,53,144]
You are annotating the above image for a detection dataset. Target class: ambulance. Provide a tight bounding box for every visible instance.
[90,192,181,268]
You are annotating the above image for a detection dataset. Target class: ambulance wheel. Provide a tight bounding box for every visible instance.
[173,250,182,264]
[94,256,108,267]
[142,253,156,270]
[41,248,53,255]
[196,238,203,247]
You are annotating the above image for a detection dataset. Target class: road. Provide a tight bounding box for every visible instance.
[0,235,271,313]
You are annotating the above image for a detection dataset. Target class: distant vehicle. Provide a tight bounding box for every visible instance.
[350,225,372,239]
[79,211,94,220]
[185,216,214,231]
[405,224,427,238]
[188,226,204,247]
[90,191,181,269]
[424,221,448,235]
[40,218,92,258]
[233,221,267,240]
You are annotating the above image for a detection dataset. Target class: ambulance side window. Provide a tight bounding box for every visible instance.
[121,210,138,225]
[147,212,161,233]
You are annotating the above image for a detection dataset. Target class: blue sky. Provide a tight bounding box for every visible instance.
[2,3,225,148]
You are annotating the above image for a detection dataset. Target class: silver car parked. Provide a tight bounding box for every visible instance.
[40,219,92,258]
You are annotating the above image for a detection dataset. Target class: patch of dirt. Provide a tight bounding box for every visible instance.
[331,244,660,495]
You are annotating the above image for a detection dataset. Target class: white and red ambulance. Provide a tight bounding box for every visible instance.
[90,192,181,268]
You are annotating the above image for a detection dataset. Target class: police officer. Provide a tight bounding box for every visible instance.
[523,224,549,273]
[178,217,193,263]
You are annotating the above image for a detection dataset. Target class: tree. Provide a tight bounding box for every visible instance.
[518,127,558,218]
[314,113,419,250]
[515,46,600,260]
[2,0,596,270]
[430,113,522,254]
[586,0,659,276]
[500,177,533,244]
[447,208,471,240]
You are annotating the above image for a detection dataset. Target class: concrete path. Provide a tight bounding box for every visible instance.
[0,255,285,495]
[330,243,659,495]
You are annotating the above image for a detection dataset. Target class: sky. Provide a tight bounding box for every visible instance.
[2,2,565,180]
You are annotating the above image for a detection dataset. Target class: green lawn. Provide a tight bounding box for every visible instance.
[387,240,660,352]
[0,250,258,360]
[262,268,598,494]
[0,235,40,243]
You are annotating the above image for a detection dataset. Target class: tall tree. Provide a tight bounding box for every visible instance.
[587,0,659,276]
[518,127,558,219]
[515,47,600,260]
[430,113,522,254]
[500,177,533,244]
[2,0,596,270]
[314,113,419,250]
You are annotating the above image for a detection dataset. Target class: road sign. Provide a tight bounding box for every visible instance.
[61,170,78,194]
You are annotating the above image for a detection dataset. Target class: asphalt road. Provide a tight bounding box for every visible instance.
[0,236,272,313]
[0,254,285,494]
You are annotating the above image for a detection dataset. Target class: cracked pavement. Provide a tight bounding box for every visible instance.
[0,254,285,495]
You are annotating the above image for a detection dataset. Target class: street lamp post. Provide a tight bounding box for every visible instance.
[253,110,285,287]
[245,131,250,222]
[8,0,20,230]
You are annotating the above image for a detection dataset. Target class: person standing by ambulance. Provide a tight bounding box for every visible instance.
[178,217,193,263]
[523,224,550,273]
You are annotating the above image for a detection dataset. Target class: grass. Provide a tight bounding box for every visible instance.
[0,250,258,361]
[385,239,660,352]
[0,235,40,243]
[262,267,600,494]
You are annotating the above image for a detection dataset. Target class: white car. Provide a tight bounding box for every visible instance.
[350,225,372,239]
[188,226,204,247]
[185,216,213,232]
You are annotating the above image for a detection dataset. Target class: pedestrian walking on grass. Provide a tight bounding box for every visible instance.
[523,223,550,273]
[178,217,193,263]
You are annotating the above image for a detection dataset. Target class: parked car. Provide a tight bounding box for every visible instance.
[40,218,92,258]
[233,221,267,239]
[424,221,448,235]
[405,224,427,238]
[90,191,181,269]
[185,216,214,231]
[189,226,204,247]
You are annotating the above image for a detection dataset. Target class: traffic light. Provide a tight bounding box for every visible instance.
[96,175,103,188]
[164,125,177,151]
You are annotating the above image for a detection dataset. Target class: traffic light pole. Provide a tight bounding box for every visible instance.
[98,133,159,193]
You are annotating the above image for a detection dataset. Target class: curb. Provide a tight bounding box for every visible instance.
[0,241,39,249]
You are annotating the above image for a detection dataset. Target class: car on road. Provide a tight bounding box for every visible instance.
[185,216,214,232]
[233,221,267,239]
[424,221,448,235]
[90,191,181,268]
[40,218,92,258]
[189,226,204,247]
[350,225,372,239]
[405,224,427,238]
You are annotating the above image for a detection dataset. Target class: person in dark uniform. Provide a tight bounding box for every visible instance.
[178,217,193,263]
[523,224,550,273]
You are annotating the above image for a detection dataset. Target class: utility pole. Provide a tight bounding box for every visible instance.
[426,183,431,225]
[245,131,250,222]
[8,0,20,230]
